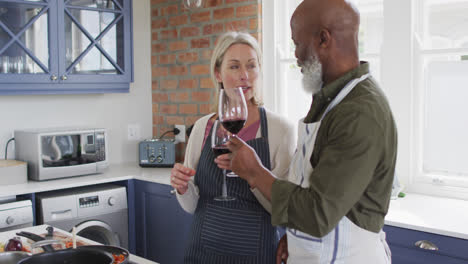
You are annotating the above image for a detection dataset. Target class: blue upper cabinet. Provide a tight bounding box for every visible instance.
[0,0,133,95]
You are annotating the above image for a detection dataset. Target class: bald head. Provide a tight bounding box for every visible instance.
[291,0,360,85]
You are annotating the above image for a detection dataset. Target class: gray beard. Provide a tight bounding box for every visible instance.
[301,56,323,95]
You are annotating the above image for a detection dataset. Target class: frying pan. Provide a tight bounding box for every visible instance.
[0,251,31,264]
[18,247,113,264]
[17,240,113,264]
[16,230,129,264]
[80,245,130,264]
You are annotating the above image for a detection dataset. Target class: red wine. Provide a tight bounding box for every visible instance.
[212,146,231,157]
[221,119,246,134]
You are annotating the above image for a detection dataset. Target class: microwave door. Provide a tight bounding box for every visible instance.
[41,135,79,167]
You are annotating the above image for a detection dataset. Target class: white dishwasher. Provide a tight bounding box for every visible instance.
[0,200,34,232]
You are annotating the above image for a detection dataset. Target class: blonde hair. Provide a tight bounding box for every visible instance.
[210,32,263,112]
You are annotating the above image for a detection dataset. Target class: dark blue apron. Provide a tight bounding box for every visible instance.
[184,107,276,264]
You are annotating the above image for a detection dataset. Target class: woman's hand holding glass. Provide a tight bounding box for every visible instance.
[171,163,196,195]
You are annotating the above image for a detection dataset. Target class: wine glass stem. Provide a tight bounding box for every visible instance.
[222,169,228,197]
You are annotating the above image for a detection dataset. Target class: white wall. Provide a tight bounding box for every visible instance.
[0,0,152,164]
[380,0,413,188]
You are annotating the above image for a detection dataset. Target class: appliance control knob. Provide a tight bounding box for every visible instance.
[156,155,163,163]
[6,216,14,225]
[108,197,116,206]
[149,155,156,163]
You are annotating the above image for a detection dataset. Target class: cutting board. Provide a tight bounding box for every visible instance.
[0,160,27,185]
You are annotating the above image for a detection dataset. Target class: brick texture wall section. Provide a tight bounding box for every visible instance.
[151,0,262,161]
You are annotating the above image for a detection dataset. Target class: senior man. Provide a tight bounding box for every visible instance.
[216,0,397,263]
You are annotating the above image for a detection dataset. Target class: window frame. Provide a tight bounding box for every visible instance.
[263,0,468,200]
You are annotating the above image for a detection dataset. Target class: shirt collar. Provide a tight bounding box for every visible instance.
[304,61,370,123]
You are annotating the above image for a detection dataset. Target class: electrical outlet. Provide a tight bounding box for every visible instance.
[175,124,186,144]
[127,124,141,140]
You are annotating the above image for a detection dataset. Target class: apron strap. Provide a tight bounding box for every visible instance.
[321,73,371,120]
[259,107,268,139]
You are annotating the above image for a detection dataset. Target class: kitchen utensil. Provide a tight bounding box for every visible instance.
[80,245,130,264]
[15,231,54,252]
[17,231,130,263]
[0,251,31,264]
[72,226,76,249]
[45,226,54,240]
[18,240,113,264]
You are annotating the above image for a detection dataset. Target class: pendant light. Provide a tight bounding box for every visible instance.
[183,0,204,9]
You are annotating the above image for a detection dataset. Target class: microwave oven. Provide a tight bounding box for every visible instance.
[14,128,108,181]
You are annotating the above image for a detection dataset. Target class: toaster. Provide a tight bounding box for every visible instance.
[139,139,175,167]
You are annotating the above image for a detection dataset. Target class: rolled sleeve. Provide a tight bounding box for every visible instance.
[271,179,298,226]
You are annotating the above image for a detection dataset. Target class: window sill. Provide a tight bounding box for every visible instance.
[385,193,468,240]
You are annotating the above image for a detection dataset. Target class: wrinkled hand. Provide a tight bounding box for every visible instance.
[276,234,288,264]
[170,163,196,195]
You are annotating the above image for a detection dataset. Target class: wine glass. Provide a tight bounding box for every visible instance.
[211,120,235,201]
[219,87,248,176]
[219,87,248,136]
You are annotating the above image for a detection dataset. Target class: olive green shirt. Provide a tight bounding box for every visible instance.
[271,62,397,237]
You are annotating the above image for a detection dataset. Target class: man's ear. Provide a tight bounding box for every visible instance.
[319,28,331,48]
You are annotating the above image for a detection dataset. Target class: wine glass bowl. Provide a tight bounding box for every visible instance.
[218,87,248,136]
[211,120,235,201]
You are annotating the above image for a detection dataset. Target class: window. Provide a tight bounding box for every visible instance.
[262,0,383,126]
[263,0,468,200]
[356,0,384,82]
[411,0,468,197]
[262,0,307,126]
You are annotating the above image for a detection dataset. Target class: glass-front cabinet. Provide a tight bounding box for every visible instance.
[0,0,133,94]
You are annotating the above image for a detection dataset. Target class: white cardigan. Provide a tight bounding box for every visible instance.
[176,109,296,214]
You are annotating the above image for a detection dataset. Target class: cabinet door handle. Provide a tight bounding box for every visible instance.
[61,75,68,80]
[415,240,439,251]
[50,75,58,81]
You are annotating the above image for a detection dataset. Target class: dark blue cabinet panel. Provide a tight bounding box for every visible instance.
[134,180,193,264]
[384,225,468,264]
[0,0,133,94]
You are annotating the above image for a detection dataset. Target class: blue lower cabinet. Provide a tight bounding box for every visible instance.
[134,180,193,264]
[384,225,468,264]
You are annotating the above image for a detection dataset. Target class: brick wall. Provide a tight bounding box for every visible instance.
[150,0,262,161]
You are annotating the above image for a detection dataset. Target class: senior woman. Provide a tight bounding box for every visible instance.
[170,31,295,264]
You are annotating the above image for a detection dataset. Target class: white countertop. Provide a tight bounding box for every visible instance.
[0,225,157,264]
[1,163,468,242]
[0,163,171,197]
[385,193,468,240]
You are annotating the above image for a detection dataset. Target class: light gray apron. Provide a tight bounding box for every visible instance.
[286,73,392,264]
